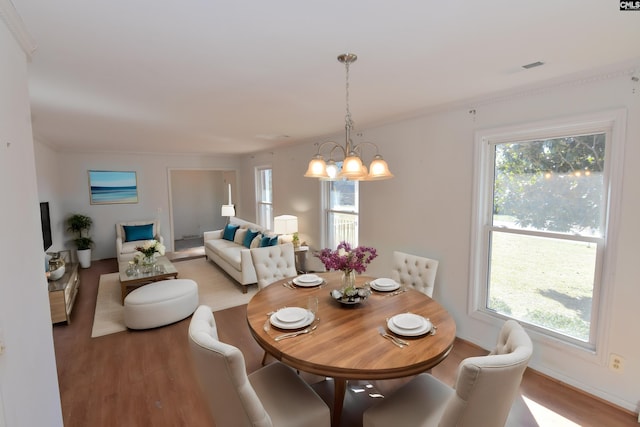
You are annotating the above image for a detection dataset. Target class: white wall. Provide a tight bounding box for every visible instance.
[241,69,640,412]
[34,141,65,252]
[170,169,226,239]
[0,14,63,427]
[36,150,241,260]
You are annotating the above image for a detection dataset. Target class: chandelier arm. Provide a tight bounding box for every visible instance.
[315,140,345,158]
[352,141,381,157]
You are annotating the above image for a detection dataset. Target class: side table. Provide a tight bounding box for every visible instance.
[294,245,309,273]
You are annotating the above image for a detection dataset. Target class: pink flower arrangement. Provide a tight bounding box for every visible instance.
[317,241,378,274]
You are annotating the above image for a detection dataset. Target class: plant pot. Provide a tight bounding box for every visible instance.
[77,248,92,268]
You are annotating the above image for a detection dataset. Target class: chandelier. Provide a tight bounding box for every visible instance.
[304,53,394,181]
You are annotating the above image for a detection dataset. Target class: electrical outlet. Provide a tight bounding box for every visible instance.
[0,328,5,355]
[609,353,624,372]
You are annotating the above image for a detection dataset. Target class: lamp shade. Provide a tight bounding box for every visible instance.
[304,155,329,178]
[368,155,394,180]
[221,205,236,217]
[273,215,298,235]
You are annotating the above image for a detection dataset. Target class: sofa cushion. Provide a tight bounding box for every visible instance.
[243,229,260,248]
[250,234,262,249]
[205,239,243,270]
[123,224,154,242]
[223,224,240,241]
[234,228,248,245]
[121,240,141,255]
[260,235,279,247]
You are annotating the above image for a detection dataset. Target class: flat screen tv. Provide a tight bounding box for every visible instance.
[40,202,53,251]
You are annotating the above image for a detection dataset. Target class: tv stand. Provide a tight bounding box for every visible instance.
[48,262,80,324]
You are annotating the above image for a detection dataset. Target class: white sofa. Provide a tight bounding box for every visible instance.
[203,217,279,293]
[115,219,164,263]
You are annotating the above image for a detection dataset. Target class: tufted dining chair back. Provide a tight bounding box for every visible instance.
[390,251,439,297]
[188,305,330,427]
[250,243,297,290]
[363,319,533,427]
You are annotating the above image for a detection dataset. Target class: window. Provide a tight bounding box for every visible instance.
[323,177,359,249]
[471,111,625,350]
[256,166,272,229]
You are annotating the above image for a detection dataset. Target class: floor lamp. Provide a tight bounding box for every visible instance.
[221,183,235,224]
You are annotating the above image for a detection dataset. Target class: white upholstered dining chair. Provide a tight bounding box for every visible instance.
[250,243,298,290]
[188,305,330,427]
[363,320,533,427]
[390,251,439,297]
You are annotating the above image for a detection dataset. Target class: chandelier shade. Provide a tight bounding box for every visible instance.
[304,53,394,182]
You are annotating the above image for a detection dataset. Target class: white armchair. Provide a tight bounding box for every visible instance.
[188,305,330,427]
[115,219,163,263]
[363,320,533,427]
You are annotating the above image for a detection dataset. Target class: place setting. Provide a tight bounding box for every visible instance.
[368,277,407,296]
[283,273,325,289]
[378,312,436,348]
[265,297,320,341]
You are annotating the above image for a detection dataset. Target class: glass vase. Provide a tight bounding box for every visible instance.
[141,254,156,273]
[341,270,356,289]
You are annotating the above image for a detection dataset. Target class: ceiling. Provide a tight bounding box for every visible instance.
[11,1,640,155]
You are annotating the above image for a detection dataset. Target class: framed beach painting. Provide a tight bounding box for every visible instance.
[89,170,138,204]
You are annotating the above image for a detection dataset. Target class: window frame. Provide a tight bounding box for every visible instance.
[321,178,359,249]
[255,165,273,229]
[469,109,626,361]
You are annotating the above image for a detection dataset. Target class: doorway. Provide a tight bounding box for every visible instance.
[168,169,237,254]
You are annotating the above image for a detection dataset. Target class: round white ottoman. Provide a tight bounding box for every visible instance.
[124,279,199,330]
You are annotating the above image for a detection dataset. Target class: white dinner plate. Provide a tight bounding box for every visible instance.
[293,277,324,287]
[392,313,423,330]
[387,314,432,336]
[370,278,400,292]
[275,307,308,323]
[270,309,315,329]
[296,274,321,283]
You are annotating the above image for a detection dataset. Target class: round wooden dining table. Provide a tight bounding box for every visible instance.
[246,272,456,427]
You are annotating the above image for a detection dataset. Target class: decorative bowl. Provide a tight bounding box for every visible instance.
[48,265,65,281]
[330,286,371,305]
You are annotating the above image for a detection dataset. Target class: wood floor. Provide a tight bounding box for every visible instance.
[51,257,638,427]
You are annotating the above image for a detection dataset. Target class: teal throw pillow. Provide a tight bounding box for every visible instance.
[223,224,240,241]
[259,235,272,247]
[123,224,154,242]
[243,229,260,248]
[269,236,279,246]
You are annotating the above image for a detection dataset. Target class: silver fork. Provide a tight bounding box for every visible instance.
[274,324,318,341]
[388,287,408,297]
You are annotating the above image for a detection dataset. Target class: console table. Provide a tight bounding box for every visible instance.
[48,262,80,324]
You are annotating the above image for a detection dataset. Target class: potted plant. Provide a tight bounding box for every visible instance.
[67,213,94,268]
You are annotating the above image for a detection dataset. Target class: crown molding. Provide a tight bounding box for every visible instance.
[0,0,37,59]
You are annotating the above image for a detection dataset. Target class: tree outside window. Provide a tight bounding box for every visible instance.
[487,134,605,343]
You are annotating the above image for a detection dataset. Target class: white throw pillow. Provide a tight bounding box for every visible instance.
[234,228,247,245]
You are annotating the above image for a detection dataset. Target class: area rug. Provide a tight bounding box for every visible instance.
[91,257,257,337]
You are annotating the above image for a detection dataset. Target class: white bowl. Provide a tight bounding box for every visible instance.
[48,265,65,281]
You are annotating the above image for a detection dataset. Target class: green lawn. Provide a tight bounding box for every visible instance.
[488,231,596,341]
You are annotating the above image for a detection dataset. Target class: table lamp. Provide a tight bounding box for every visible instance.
[273,215,298,244]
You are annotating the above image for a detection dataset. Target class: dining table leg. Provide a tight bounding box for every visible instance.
[332,378,347,427]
